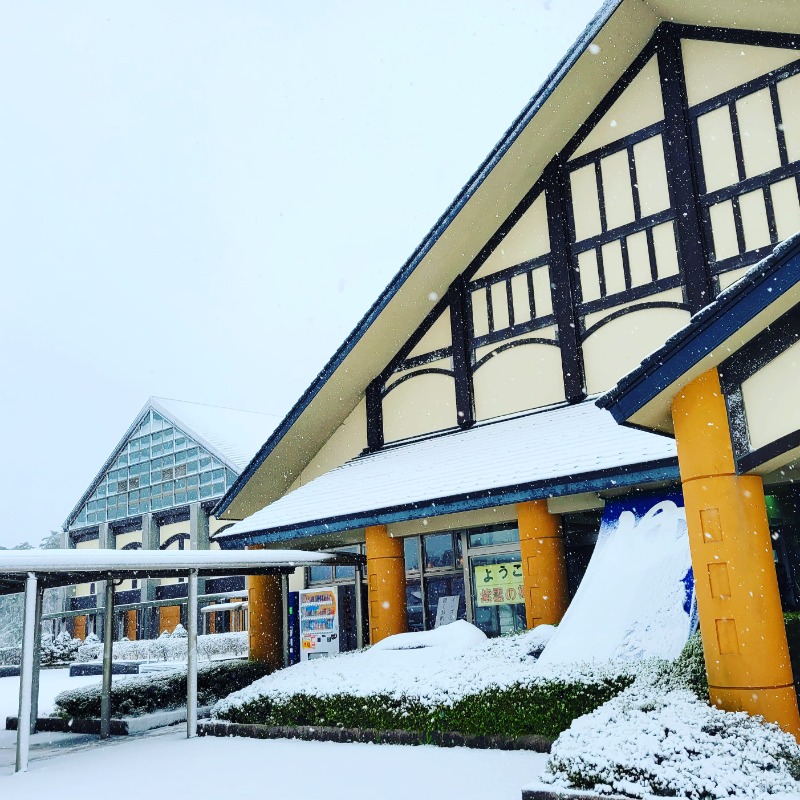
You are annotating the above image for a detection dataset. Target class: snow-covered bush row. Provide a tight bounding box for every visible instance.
[214,622,637,739]
[540,685,800,799]
[55,660,270,718]
[76,630,247,663]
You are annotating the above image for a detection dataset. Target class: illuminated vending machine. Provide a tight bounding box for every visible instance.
[299,586,341,661]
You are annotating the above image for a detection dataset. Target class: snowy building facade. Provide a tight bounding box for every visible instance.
[62,397,278,640]
[213,2,800,734]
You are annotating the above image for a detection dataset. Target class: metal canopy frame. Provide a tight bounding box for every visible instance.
[0,549,365,773]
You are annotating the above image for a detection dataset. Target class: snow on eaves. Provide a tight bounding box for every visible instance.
[218,400,677,540]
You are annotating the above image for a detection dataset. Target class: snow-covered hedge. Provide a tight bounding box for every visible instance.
[540,685,800,799]
[76,631,247,663]
[54,659,270,718]
[0,645,21,665]
[214,623,635,739]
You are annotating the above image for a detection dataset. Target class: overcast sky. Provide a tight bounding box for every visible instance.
[0,0,601,547]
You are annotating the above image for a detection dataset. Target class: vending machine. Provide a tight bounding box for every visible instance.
[299,586,341,660]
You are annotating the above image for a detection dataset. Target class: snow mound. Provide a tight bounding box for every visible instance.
[368,619,486,653]
[214,624,632,718]
[540,685,800,799]
[540,499,693,665]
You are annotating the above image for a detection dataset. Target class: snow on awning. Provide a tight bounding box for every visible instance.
[0,548,364,596]
[217,400,678,547]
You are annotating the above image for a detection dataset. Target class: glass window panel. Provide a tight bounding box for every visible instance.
[186,447,198,458]
[97,498,106,511]
[151,470,162,483]
[174,435,187,449]
[140,486,151,498]
[226,469,237,486]
[97,485,106,498]
[423,533,454,569]
[175,450,187,464]
[199,472,212,485]
[424,575,466,629]
[404,537,420,572]
[151,443,163,457]
[200,484,213,499]
[117,454,128,467]
[187,475,199,489]
[175,478,187,490]
[161,492,173,507]
[163,454,175,467]
[175,491,187,504]
[162,480,174,493]
[128,490,139,502]
[468,527,520,548]
[139,498,150,512]
[162,427,173,441]
[87,512,97,524]
[186,460,198,475]
[199,456,211,469]
[211,481,225,495]
[309,565,333,583]
[212,468,224,481]
[163,439,174,453]
[406,580,423,632]
[88,500,97,512]
[187,489,199,502]
[152,431,163,444]
[129,502,139,515]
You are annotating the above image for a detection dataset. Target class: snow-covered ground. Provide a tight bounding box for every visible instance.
[2,726,548,799]
[0,668,99,722]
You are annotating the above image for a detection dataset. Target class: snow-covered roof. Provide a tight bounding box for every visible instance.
[151,397,280,473]
[0,548,363,595]
[217,401,678,547]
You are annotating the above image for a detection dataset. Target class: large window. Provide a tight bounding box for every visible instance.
[72,410,237,528]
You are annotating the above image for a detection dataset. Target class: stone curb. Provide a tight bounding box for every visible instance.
[198,719,553,752]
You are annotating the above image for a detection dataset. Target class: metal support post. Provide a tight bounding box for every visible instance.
[281,573,289,668]
[100,578,115,739]
[30,582,44,733]
[354,563,364,650]
[187,569,198,739]
[16,572,38,773]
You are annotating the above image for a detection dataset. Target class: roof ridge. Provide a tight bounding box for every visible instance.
[150,395,281,419]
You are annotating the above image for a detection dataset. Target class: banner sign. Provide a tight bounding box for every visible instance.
[474,561,524,606]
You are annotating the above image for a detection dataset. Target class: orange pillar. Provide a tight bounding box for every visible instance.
[517,500,569,628]
[125,610,137,640]
[672,368,800,738]
[159,606,180,635]
[247,546,284,669]
[366,525,407,644]
[73,616,87,641]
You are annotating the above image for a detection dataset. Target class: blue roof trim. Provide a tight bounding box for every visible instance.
[214,0,625,518]
[597,233,800,423]
[217,458,678,549]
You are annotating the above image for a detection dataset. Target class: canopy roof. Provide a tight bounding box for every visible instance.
[597,233,800,433]
[217,401,678,548]
[0,548,364,596]
[218,0,800,523]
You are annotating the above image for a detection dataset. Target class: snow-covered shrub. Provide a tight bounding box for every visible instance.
[653,630,707,699]
[541,684,800,799]
[171,623,188,639]
[73,631,248,663]
[40,630,82,665]
[158,629,172,639]
[0,646,21,665]
[54,659,270,718]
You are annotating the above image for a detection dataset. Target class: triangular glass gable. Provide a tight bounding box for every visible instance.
[71,410,238,529]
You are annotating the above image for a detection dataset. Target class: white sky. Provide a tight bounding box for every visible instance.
[0,0,601,547]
